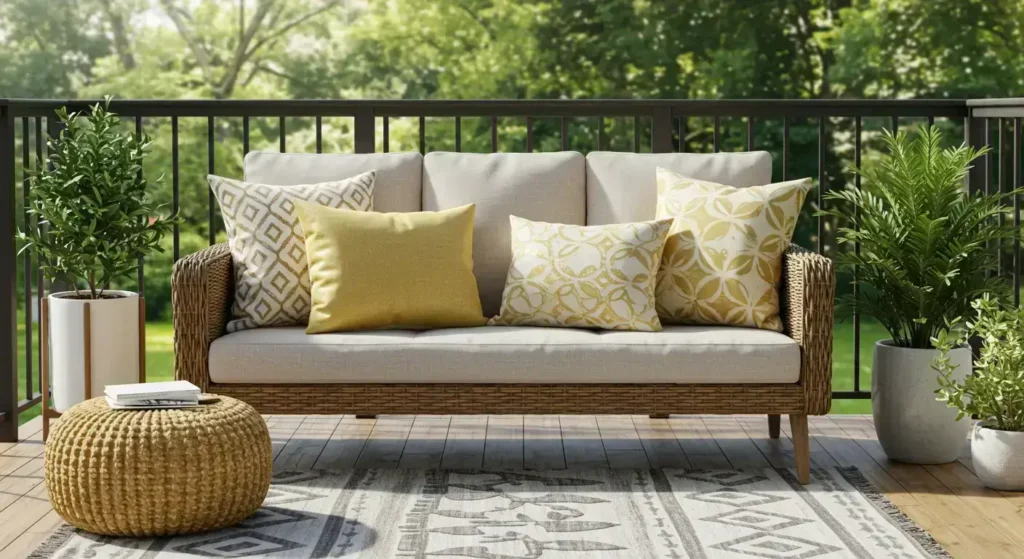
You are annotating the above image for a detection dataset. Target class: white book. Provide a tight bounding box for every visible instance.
[104,381,201,403]
[106,397,199,410]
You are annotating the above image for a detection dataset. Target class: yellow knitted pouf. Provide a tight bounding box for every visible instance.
[44,395,272,536]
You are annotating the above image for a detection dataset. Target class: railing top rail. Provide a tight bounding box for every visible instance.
[0,98,969,118]
[967,98,1024,118]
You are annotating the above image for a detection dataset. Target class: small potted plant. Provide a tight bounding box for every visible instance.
[934,295,1024,490]
[19,99,175,412]
[821,126,1018,464]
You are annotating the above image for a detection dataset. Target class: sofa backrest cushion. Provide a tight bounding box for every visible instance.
[423,152,586,316]
[585,151,773,225]
[243,151,422,213]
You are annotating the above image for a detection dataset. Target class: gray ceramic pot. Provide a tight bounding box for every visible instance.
[872,340,971,464]
[972,424,1024,490]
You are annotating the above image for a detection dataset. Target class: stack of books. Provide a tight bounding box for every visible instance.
[104,381,202,409]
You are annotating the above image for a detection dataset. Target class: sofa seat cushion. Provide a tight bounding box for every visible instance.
[208,325,800,384]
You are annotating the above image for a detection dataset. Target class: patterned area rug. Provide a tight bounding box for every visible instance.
[32,466,949,558]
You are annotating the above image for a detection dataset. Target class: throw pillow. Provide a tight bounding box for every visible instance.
[490,216,673,331]
[294,202,487,333]
[655,167,812,331]
[209,171,375,332]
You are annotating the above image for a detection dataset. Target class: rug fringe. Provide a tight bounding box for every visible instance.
[836,466,953,559]
[26,523,77,559]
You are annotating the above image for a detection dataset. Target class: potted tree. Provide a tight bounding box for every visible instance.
[821,126,1017,464]
[934,295,1024,490]
[19,99,175,412]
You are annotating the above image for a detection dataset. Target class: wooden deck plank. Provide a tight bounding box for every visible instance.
[440,415,487,469]
[596,415,650,469]
[274,415,340,471]
[701,415,772,469]
[313,415,376,470]
[483,415,524,470]
[666,415,731,469]
[398,415,451,469]
[523,415,565,470]
[353,415,415,469]
[632,415,690,469]
[559,415,609,469]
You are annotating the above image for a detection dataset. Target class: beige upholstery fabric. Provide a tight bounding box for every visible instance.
[423,152,586,316]
[244,151,422,213]
[586,151,773,225]
[208,325,800,384]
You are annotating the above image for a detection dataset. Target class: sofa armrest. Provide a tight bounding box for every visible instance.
[782,244,835,415]
[172,242,233,391]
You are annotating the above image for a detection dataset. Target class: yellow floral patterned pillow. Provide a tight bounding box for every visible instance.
[490,216,673,331]
[655,168,812,331]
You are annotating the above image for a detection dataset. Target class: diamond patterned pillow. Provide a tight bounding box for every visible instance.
[209,172,375,332]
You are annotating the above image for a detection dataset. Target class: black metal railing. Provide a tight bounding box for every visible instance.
[2,97,1009,439]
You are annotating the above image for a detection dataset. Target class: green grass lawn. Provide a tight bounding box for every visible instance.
[16,315,884,423]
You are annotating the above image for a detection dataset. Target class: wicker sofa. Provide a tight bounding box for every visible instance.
[172,150,834,483]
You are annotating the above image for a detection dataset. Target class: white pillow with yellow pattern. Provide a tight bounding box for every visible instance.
[490,216,673,331]
[655,167,812,331]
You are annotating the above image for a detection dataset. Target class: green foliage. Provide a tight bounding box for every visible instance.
[934,295,1024,432]
[18,100,177,299]
[820,126,1017,348]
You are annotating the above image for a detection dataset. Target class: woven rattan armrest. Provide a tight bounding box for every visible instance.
[172,242,232,391]
[782,243,835,415]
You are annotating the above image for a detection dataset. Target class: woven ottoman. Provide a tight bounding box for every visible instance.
[44,395,272,536]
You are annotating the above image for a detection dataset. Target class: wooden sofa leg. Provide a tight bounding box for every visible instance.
[790,414,811,484]
[768,414,781,439]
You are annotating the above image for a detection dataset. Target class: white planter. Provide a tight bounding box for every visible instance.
[49,291,141,413]
[872,340,972,464]
[972,424,1024,491]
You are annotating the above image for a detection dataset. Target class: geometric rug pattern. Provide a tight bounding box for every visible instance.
[31,466,951,558]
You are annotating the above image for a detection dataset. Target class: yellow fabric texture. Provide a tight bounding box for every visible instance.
[490,216,673,332]
[294,201,486,333]
[655,167,812,331]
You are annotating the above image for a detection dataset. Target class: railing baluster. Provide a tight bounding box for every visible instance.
[999,118,1006,277]
[782,118,789,181]
[279,116,286,152]
[560,117,568,151]
[633,116,640,153]
[927,115,935,129]
[678,117,687,152]
[746,117,754,151]
[891,115,899,134]
[383,117,389,153]
[242,116,250,155]
[491,116,498,153]
[419,116,425,155]
[817,118,826,254]
[35,117,43,390]
[171,116,179,263]
[21,118,31,401]
[208,116,216,246]
[455,117,462,153]
[713,116,720,153]
[985,118,992,196]
[316,116,322,154]
[854,116,862,393]
[1015,118,1021,307]
[526,116,534,153]
[135,116,144,295]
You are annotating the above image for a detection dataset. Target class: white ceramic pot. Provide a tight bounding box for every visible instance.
[872,340,972,464]
[972,423,1024,491]
[48,291,141,412]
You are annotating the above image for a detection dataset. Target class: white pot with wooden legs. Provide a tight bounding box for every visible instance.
[42,291,146,439]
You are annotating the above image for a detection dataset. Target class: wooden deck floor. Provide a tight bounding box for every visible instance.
[0,414,1021,558]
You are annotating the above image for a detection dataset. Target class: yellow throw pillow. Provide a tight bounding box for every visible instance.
[294,201,487,333]
[655,167,812,331]
[490,216,673,331]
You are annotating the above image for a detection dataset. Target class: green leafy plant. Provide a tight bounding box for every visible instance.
[819,126,1018,348]
[18,99,176,299]
[934,295,1024,432]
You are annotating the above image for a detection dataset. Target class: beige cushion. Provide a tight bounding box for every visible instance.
[208,325,800,384]
[586,151,773,225]
[244,151,422,213]
[423,152,586,316]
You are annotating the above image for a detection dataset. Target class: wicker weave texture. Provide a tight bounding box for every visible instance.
[172,242,834,416]
[44,395,271,536]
